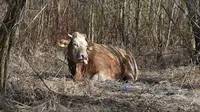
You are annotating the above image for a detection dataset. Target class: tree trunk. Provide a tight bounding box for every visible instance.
[0,0,26,92]
[119,0,126,45]
[156,0,166,68]
[185,0,200,64]
[135,0,140,38]
[134,0,141,48]
[88,0,95,42]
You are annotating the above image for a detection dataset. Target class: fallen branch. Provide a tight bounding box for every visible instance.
[23,54,58,94]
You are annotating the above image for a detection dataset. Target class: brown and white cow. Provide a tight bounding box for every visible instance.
[58,32,139,81]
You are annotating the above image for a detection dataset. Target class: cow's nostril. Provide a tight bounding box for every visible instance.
[81,54,85,58]
[80,53,87,59]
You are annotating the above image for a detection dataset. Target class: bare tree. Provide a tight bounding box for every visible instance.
[0,0,26,92]
[119,0,127,45]
[185,0,200,64]
[88,0,95,42]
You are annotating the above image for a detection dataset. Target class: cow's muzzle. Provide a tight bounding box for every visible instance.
[78,53,88,64]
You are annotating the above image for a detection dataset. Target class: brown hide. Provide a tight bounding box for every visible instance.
[67,42,139,81]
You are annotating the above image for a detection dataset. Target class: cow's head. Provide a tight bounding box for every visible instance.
[67,32,89,64]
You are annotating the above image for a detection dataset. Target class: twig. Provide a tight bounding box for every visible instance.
[55,57,75,78]
[6,99,31,109]
[56,58,68,65]
[23,54,58,94]
[25,4,48,30]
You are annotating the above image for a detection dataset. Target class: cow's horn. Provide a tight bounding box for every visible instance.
[68,34,73,38]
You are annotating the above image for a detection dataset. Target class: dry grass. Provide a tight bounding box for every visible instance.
[2,73,200,112]
[0,42,200,112]
[2,64,200,112]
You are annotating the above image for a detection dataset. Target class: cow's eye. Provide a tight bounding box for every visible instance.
[73,43,78,47]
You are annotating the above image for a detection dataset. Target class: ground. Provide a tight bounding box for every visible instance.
[1,48,200,112]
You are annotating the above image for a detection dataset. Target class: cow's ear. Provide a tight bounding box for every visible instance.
[57,39,69,48]
[82,34,87,39]
[87,46,93,51]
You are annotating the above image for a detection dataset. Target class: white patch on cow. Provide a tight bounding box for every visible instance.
[73,36,88,47]
[91,73,113,81]
[71,35,89,64]
[92,74,105,81]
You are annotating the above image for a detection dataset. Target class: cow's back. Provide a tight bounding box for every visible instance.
[85,43,138,81]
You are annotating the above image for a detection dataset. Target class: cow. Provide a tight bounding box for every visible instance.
[57,32,139,82]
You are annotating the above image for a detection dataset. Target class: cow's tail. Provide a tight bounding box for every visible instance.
[132,55,139,80]
[128,52,139,81]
